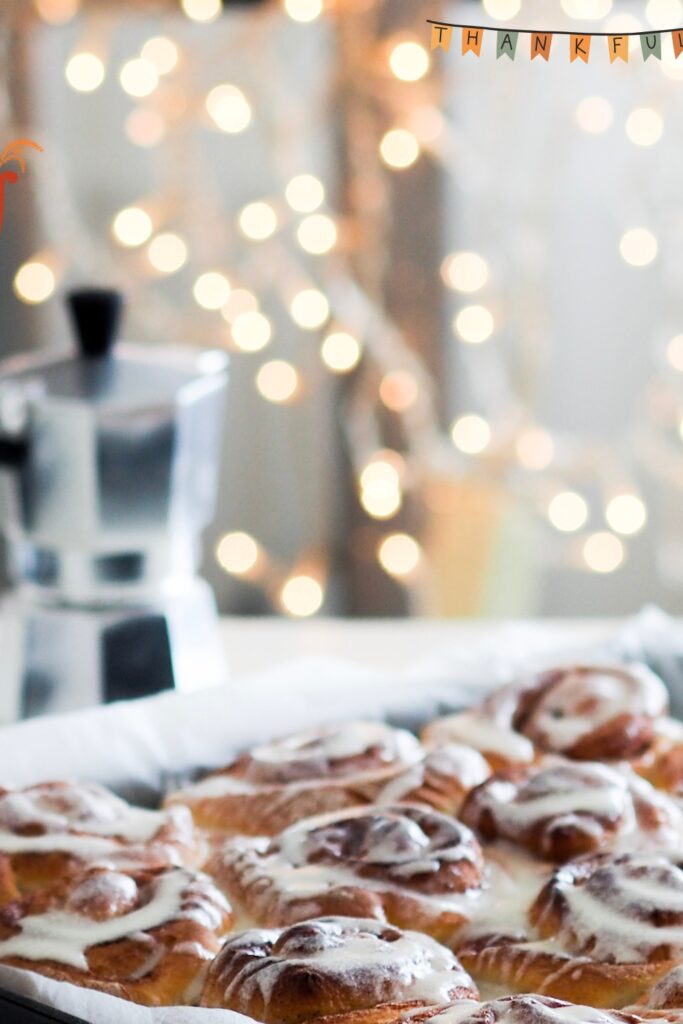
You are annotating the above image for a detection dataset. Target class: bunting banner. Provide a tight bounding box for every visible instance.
[427,20,683,63]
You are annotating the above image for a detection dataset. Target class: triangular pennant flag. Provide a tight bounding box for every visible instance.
[530,32,552,60]
[673,30,683,57]
[496,30,518,59]
[640,32,661,60]
[608,35,629,62]
[570,34,591,62]
[430,24,453,51]
[461,27,483,56]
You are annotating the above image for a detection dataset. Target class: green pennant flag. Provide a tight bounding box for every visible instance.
[640,32,662,60]
[496,30,519,59]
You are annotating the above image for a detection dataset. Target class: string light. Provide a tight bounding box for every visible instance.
[360,454,404,491]
[141,37,179,76]
[605,493,647,536]
[206,84,252,134]
[454,304,494,345]
[379,129,420,170]
[256,360,299,403]
[125,109,166,147]
[576,97,614,135]
[119,58,159,99]
[65,53,105,93]
[625,108,663,147]
[238,201,278,241]
[285,174,325,213]
[667,335,683,371]
[620,228,658,268]
[289,289,329,329]
[216,531,261,576]
[379,370,419,411]
[36,0,80,23]
[13,260,56,304]
[515,428,555,471]
[378,533,421,578]
[112,207,152,248]
[450,414,491,455]
[547,491,588,533]
[360,478,402,519]
[280,575,324,616]
[297,214,337,255]
[583,531,625,573]
[193,271,231,310]
[221,288,258,323]
[231,311,272,352]
[389,41,430,82]
[147,233,187,274]
[441,252,489,293]
[562,0,613,18]
[181,0,221,23]
[284,0,323,22]
[321,331,362,373]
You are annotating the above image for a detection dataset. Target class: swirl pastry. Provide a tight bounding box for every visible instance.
[199,916,478,1024]
[462,850,683,1007]
[376,744,491,816]
[208,804,485,943]
[0,864,232,1005]
[0,781,199,906]
[460,761,682,862]
[165,721,424,836]
[345,995,643,1024]
[423,663,668,767]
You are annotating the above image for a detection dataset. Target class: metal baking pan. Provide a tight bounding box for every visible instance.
[0,987,89,1024]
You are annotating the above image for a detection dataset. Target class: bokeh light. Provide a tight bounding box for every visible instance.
[620,228,658,267]
[147,233,188,274]
[389,41,430,82]
[442,252,489,293]
[321,332,362,373]
[206,84,252,134]
[289,289,329,329]
[285,174,325,213]
[119,58,159,99]
[605,493,647,535]
[297,214,337,254]
[239,201,278,240]
[193,271,231,310]
[576,96,614,135]
[256,360,300,403]
[454,305,494,345]
[379,370,419,412]
[378,533,422,578]
[547,491,588,532]
[181,0,221,22]
[232,311,272,352]
[625,108,663,147]
[13,261,56,304]
[112,207,153,247]
[450,414,491,455]
[583,531,624,573]
[379,129,420,169]
[65,53,105,93]
[280,575,324,616]
[216,531,261,575]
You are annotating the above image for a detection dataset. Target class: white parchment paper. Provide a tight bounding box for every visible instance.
[0,608,681,1023]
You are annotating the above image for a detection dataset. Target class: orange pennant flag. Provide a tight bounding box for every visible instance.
[608,34,629,62]
[570,34,591,62]
[430,24,453,51]
[530,32,552,60]
[461,27,483,56]
[673,30,683,57]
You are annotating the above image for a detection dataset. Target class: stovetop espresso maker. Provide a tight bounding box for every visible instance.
[0,288,228,720]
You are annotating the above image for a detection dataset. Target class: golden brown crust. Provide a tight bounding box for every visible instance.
[199,916,478,1024]
[207,805,484,943]
[0,865,232,1006]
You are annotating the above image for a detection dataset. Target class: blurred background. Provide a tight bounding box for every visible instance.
[1,0,683,621]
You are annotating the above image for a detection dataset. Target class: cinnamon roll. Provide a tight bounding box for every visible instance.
[633,718,683,798]
[319,995,644,1024]
[462,849,683,1007]
[642,964,683,1010]
[0,781,199,905]
[199,916,478,1024]
[376,744,491,816]
[166,721,424,836]
[207,804,485,943]
[460,761,682,862]
[423,664,668,767]
[0,864,233,1005]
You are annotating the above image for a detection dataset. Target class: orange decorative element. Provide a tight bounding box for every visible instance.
[569,34,591,62]
[608,35,629,62]
[530,33,552,60]
[0,139,43,235]
[673,30,683,57]
[430,24,453,51]
[461,28,483,56]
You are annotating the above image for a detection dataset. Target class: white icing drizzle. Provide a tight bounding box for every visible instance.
[251,721,422,767]
[220,918,473,1008]
[427,996,635,1024]
[0,783,172,853]
[460,843,550,942]
[376,745,490,806]
[0,868,229,971]
[425,711,535,763]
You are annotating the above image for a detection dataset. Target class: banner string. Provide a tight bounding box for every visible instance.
[425,19,683,37]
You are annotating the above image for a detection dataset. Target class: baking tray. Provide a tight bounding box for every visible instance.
[2,613,683,1024]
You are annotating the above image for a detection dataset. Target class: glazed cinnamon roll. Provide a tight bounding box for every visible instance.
[423,664,668,767]
[0,864,233,1005]
[460,761,682,862]
[633,718,683,797]
[462,849,683,1007]
[165,721,424,836]
[376,744,491,816]
[207,804,485,943]
[199,916,478,1024]
[0,781,199,905]
[320,995,644,1024]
